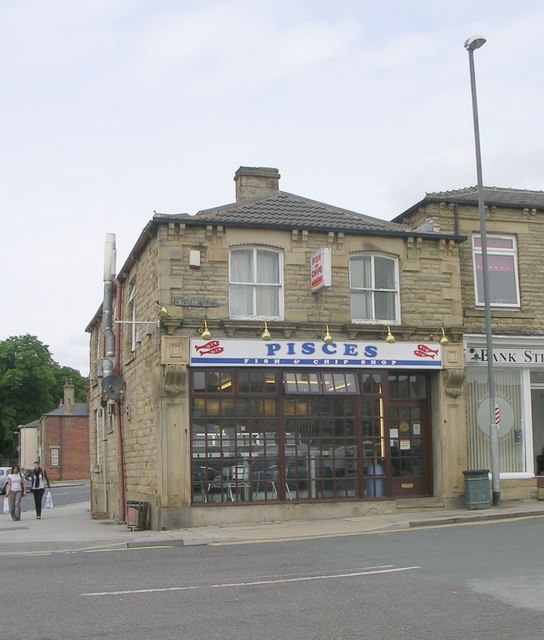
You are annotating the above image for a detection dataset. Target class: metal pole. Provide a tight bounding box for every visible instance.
[465,37,501,505]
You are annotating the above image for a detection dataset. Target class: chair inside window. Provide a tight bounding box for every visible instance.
[221,464,250,502]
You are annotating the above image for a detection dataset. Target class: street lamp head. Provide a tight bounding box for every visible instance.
[464,35,486,51]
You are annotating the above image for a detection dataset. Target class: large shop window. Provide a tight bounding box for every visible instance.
[466,368,527,473]
[472,235,520,307]
[190,369,397,504]
[229,247,283,320]
[349,254,399,323]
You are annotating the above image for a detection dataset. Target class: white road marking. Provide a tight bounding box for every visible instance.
[0,551,53,557]
[0,543,173,558]
[81,565,419,597]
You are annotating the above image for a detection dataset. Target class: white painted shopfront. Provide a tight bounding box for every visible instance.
[465,335,544,479]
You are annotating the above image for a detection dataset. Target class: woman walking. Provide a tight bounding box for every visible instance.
[6,464,26,521]
[27,461,50,519]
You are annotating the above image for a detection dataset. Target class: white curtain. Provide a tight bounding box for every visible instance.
[257,250,279,283]
[231,249,252,283]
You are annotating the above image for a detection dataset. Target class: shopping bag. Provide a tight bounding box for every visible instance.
[45,490,53,509]
[2,496,9,514]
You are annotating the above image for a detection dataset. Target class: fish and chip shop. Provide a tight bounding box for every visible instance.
[188,338,448,507]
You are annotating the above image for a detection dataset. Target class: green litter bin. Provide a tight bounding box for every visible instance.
[463,469,491,510]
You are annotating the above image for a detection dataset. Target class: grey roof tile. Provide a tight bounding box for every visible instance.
[45,403,89,417]
[155,190,411,235]
[395,186,544,221]
[20,419,40,429]
[426,186,544,208]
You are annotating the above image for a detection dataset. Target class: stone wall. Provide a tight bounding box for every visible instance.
[88,219,468,528]
[155,224,463,333]
[410,201,544,335]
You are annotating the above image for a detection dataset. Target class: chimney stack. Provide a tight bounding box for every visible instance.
[63,378,75,416]
[234,166,280,202]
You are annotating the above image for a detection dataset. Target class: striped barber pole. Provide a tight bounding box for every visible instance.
[495,403,501,430]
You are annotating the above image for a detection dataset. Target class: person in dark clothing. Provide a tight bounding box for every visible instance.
[27,461,50,519]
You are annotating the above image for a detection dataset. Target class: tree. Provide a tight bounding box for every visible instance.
[53,366,88,405]
[0,335,88,460]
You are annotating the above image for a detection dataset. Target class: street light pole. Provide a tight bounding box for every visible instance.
[13,429,21,468]
[464,35,501,505]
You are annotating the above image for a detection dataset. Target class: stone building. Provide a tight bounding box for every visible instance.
[86,167,467,530]
[17,419,39,470]
[395,186,544,499]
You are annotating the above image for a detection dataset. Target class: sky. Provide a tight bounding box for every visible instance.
[1,0,543,375]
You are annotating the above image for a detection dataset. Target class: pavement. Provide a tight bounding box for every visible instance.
[2,494,544,553]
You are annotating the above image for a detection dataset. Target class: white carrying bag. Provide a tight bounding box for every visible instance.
[2,496,9,514]
[45,490,53,509]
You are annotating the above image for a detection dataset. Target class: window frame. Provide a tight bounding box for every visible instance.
[50,447,60,467]
[229,246,284,320]
[471,234,520,308]
[349,253,400,324]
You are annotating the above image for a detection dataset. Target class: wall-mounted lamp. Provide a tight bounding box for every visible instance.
[198,320,211,340]
[439,326,449,347]
[385,326,396,344]
[322,324,333,344]
[155,301,169,320]
[259,321,271,341]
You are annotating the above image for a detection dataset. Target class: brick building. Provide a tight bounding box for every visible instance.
[39,379,90,481]
[87,166,469,530]
[395,187,544,499]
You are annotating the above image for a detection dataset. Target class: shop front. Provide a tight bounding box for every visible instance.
[189,338,443,506]
[465,335,544,487]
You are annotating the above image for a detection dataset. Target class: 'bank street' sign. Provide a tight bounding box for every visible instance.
[466,346,544,365]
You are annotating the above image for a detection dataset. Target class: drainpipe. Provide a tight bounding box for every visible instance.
[101,233,126,522]
[101,280,115,379]
[113,274,126,523]
[101,231,116,380]
[454,203,460,236]
[100,406,108,514]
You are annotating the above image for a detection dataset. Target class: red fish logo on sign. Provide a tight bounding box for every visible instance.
[413,344,439,359]
[195,340,224,356]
